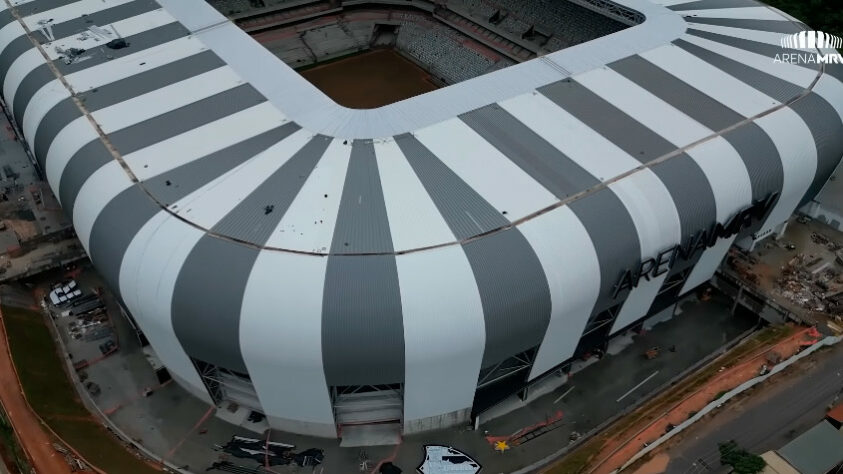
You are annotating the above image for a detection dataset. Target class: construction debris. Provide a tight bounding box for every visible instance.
[774,251,843,316]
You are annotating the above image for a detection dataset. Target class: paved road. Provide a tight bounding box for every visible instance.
[0,303,73,474]
[663,343,843,474]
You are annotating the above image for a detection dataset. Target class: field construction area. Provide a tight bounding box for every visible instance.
[300,49,438,108]
[1,294,159,474]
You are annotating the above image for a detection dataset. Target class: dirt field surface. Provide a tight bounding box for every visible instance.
[300,49,438,108]
[0,305,73,474]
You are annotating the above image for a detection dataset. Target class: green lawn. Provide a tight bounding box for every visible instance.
[2,305,160,474]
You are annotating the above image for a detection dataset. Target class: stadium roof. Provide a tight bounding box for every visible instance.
[1,0,842,422]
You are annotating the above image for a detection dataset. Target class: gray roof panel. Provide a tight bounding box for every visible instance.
[322,139,405,384]
[540,78,717,242]
[461,104,599,199]
[144,122,301,206]
[33,50,225,157]
[329,140,393,254]
[675,39,843,208]
[12,22,193,125]
[609,54,784,204]
[684,17,808,34]
[10,0,77,17]
[56,22,190,75]
[394,133,509,240]
[45,1,162,40]
[58,84,267,217]
[211,135,331,244]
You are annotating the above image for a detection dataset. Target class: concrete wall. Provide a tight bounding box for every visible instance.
[403,407,471,434]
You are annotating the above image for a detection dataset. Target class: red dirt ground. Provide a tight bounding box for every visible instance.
[0,306,73,474]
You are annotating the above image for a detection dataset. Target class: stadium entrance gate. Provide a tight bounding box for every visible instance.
[332,384,403,443]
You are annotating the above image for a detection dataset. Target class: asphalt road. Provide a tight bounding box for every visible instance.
[663,343,843,474]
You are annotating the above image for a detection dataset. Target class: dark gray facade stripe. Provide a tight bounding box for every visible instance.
[328,141,394,254]
[394,133,509,239]
[11,22,189,124]
[211,135,331,243]
[686,28,843,84]
[0,36,34,88]
[85,123,300,306]
[10,66,53,123]
[322,255,404,385]
[462,230,552,366]
[0,10,14,30]
[460,105,599,198]
[57,22,188,75]
[2,0,160,87]
[609,55,784,204]
[44,0,161,40]
[1,0,161,89]
[393,133,551,368]
[539,79,717,242]
[172,237,258,373]
[172,136,329,374]
[669,0,761,11]
[33,50,224,157]
[10,0,78,17]
[58,84,266,217]
[721,125,784,204]
[683,17,807,34]
[567,188,640,313]
[675,39,843,207]
[143,123,301,206]
[322,140,403,385]
[790,94,843,206]
[87,185,160,301]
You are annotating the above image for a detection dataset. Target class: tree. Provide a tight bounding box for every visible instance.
[718,440,767,474]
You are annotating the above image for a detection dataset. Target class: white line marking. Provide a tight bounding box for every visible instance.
[553,386,575,404]
[616,371,659,403]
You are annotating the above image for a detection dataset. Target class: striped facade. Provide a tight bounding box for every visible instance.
[0,0,841,437]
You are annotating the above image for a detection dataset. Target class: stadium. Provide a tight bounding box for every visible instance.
[0,0,841,441]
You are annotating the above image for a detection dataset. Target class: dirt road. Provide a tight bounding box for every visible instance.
[0,306,73,474]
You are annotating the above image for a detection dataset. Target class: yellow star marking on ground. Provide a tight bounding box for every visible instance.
[494,441,510,452]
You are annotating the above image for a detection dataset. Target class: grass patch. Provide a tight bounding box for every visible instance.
[2,305,159,474]
[0,406,31,474]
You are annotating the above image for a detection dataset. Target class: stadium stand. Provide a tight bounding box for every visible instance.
[395,18,511,84]
[215,0,625,84]
[451,0,626,49]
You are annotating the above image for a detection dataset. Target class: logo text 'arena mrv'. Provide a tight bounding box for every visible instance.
[775,30,843,64]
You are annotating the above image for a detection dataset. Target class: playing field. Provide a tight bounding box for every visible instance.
[300,49,438,109]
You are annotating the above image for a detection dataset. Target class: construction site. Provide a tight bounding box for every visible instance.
[716,218,843,336]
